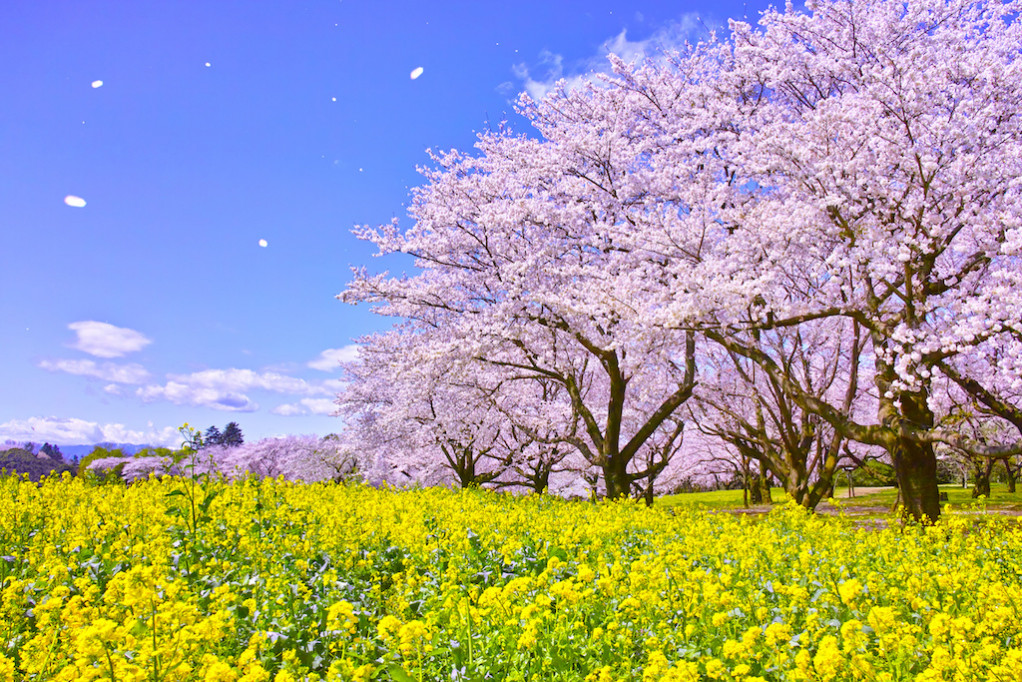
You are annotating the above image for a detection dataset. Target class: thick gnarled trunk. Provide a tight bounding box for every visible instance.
[891,437,941,522]
[885,390,941,522]
[972,458,994,498]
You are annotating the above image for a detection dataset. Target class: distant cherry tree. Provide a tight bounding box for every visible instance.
[88,434,359,483]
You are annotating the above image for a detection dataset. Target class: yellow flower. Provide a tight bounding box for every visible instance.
[764,621,791,648]
[377,614,402,642]
[838,579,864,605]
[326,600,357,635]
[0,655,15,681]
[204,661,238,682]
[397,619,429,656]
[238,663,271,682]
[813,635,843,681]
[741,626,761,647]
[722,639,745,659]
[704,658,726,680]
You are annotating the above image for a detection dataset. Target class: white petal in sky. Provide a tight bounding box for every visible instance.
[91,80,103,88]
[410,67,424,80]
[64,195,87,208]
[204,62,212,67]
[258,239,268,247]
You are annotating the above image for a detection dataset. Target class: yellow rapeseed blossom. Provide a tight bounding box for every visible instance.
[2,477,1022,680]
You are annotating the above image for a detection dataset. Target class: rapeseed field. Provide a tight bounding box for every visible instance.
[1,475,1021,681]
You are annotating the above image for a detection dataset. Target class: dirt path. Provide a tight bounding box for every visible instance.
[839,485,893,499]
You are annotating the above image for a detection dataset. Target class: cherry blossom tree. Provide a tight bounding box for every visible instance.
[931,340,1022,494]
[601,0,1022,521]
[88,435,364,483]
[338,0,1022,520]
[692,321,851,508]
[722,0,1022,521]
[471,374,588,493]
[340,80,702,499]
[335,330,512,488]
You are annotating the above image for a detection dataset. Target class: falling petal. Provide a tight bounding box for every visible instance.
[410,67,424,80]
[258,239,268,247]
[204,62,212,67]
[64,195,87,208]
[91,80,103,88]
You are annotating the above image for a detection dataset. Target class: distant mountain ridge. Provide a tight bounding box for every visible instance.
[2,441,153,461]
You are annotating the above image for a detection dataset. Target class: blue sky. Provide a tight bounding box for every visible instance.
[1,0,768,447]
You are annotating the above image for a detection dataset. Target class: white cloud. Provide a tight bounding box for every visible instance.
[322,378,348,392]
[137,382,258,412]
[271,403,305,416]
[167,368,327,395]
[301,398,338,415]
[39,358,150,384]
[512,13,711,100]
[513,49,568,101]
[0,416,180,446]
[137,367,330,412]
[308,345,360,372]
[271,398,338,417]
[68,321,152,358]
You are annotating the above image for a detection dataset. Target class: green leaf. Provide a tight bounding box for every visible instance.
[387,665,415,682]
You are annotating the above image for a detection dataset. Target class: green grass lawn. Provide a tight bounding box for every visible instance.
[835,482,1022,511]
[658,488,787,509]
[659,483,1022,511]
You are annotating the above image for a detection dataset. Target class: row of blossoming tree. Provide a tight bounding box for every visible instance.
[88,432,363,484]
[336,0,1022,521]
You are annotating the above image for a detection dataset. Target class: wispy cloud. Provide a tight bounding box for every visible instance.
[321,378,348,392]
[271,398,337,417]
[137,382,259,412]
[137,368,331,412]
[39,358,150,384]
[167,368,327,395]
[0,416,179,446]
[308,345,360,372]
[271,403,305,416]
[68,321,152,358]
[512,13,713,100]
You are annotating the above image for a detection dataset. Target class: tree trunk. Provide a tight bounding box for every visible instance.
[742,456,753,506]
[1004,458,1016,493]
[758,460,773,504]
[885,389,941,523]
[749,475,764,504]
[602,454,630,500]
[892,437,941,522]
[972,458,993,498]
